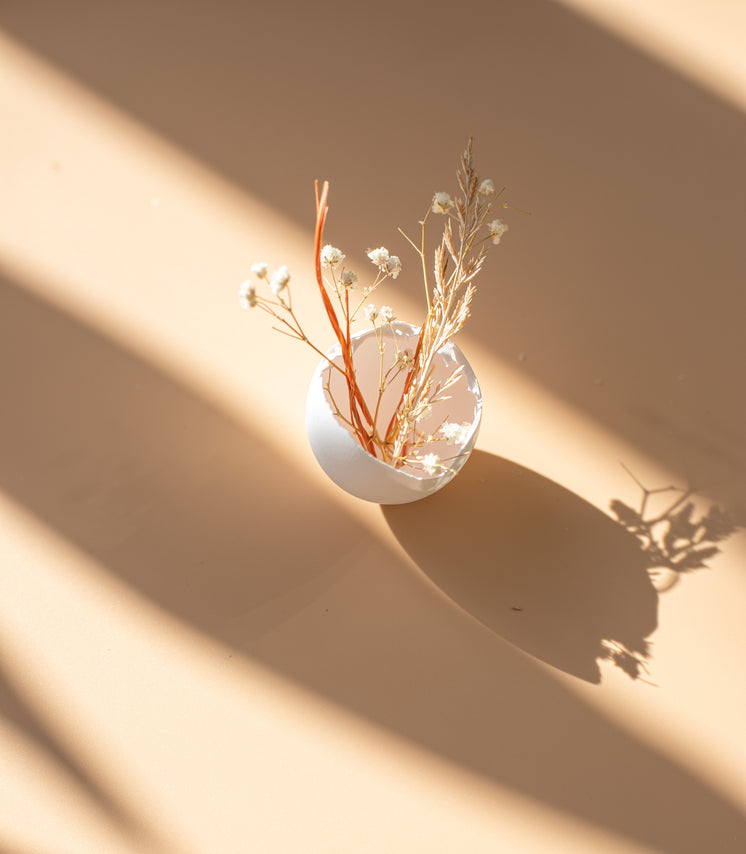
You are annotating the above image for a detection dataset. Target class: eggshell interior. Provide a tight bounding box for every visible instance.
[306,322,482,504]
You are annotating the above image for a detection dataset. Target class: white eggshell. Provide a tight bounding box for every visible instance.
[305,322,481,504]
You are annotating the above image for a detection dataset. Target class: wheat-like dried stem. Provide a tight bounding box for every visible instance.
[385,139,497,462]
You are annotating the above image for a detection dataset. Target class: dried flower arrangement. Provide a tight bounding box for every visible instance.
[239,140,512,479]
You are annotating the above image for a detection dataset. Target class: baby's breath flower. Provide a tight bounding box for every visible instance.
[367,247,390,269]
[386,255,402,279]
[478,179,495,195]
[379,305,396,323]
[415,403,432,423]
[397,348,414,367]
[250,262,269,279]
[439,421,471,445]
[340,269,358,290]
[238,279,257,309]
[488,219,509,244]
[364,304,379,323]
[432,192,453,215]
[421,453,441,475]
[270,265,291,294]
[320,244,345,268]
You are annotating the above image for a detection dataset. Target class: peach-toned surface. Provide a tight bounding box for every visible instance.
[0,2,744,853]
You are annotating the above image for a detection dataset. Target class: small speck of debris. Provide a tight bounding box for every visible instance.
[52,162,61,171]
[511,605,523,612]
[150,196,162,208]
[479,478,486,484]
[518,353,527,362]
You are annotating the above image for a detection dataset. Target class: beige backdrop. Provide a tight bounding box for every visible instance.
[0,2,744,853]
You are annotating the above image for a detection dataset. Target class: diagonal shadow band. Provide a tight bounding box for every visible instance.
[0,274,744,853]
[0,665,157,850]
[384,450,659,683]
[2,0,744,509]
[0,270,361,845]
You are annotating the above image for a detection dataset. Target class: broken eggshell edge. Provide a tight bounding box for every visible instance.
[305,322,482,504]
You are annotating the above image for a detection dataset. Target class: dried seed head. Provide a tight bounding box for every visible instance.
[488,219,509,244]
[432,192,454,215]
[421,453,441,475]
[386,255,402,279]
[340,270,358,289]
[270,266,291,294]
[367,247,390,268]
[320,244,346,268]
[238,280,258,309]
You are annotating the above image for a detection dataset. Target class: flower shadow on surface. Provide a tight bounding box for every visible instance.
[385,451,744,683]
[384,450,660,683]
[610,469,745,595]
[2,276,746,854]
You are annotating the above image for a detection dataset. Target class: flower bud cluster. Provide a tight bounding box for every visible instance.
[366,246,402,279]
[238,279,257,310]
[320,244,345,268]
[420,453,441,475]
[439,421,472,445]
[270,266,291,294]
[432,192,454,215]
[488,219,508,244]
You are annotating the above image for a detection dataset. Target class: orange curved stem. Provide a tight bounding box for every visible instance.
[314,181,376,454]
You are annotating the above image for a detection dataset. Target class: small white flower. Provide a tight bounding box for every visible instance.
[421,453,441,475]
[270,265,291,294]
[432,192,453,215]
[238,279,257,309]
[397,348,414,367]
[488,219,508,244]
[415,403,432,423]
[478,179,495,195]
[386,255,402,279]
[439,421,461,442]
[364,304,379,323]
[340,270,358,290]
[367,247,390,268]
[379,305,396,323]
[251,262,269,279]
[439,421,471,445]
[320,244,345,268]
